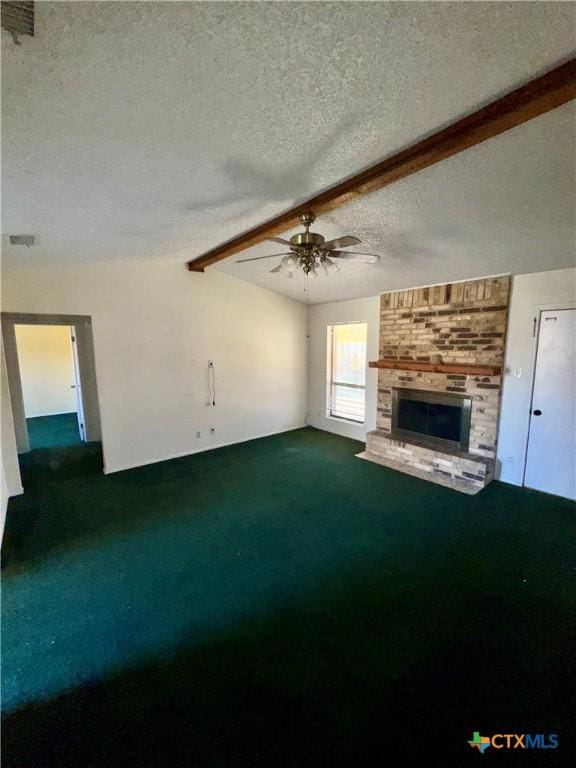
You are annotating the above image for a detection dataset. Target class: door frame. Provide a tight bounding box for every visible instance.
[1,313,102,452]
[70,326,87,441]
[522,302,575,487]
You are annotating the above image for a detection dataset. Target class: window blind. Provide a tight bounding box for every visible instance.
[328,323,367,423]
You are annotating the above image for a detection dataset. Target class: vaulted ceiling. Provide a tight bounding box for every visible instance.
[2,2,574,303]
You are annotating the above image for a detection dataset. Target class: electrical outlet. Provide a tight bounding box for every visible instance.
[209,427,216,434]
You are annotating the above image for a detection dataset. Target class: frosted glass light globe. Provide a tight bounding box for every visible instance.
[281,255,297,272]
[323,257,339,274]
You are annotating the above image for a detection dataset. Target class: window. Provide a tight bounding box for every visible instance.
[327,323,367,423]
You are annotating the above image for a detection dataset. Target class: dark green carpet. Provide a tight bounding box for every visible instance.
[26,413,81,450]
[2,428,575,766]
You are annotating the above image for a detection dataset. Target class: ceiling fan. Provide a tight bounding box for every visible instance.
[235,212,380,278]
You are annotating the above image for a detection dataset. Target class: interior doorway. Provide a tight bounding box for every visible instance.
[1,313,101,455]
[524,308,575,500]
[14,324,83,450]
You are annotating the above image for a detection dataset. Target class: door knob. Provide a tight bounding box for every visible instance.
[533,409,542,416]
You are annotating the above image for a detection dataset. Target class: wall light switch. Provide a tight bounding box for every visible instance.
[514,368,522,378]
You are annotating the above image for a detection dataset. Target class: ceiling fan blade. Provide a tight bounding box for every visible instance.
[323,235,361,250]
[236,253,292,263]
[268,237,291,246]
[335,250,380,258]
[330,250,380,263]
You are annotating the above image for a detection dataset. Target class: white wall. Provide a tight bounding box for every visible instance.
[497,267,576,485]
[308,296,380,442]
[15,325,77,418]
[2,263,307,474]
[4,262,572,492]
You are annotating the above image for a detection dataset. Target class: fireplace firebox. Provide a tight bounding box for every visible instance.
[391,387,472,452]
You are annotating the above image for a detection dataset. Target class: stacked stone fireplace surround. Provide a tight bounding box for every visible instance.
[359,276,511,494]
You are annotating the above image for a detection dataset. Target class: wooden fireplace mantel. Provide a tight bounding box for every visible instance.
[368,360,502,376]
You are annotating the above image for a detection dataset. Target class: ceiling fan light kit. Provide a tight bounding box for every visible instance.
[280,254,298,275]
[235,212,380,278]
[322,258,339,275]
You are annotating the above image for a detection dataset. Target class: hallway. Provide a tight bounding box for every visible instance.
[26,413,82,450]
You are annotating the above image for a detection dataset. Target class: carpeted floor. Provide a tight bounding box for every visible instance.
[2,427,575,766]
[26,413,81,450]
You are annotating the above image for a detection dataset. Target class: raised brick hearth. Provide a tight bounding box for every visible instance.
[357,276,510,494]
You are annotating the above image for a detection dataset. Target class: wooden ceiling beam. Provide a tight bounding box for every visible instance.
[188,58,576,272]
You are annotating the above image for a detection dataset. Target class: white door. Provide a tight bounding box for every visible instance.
[524,309,576,500]
[70,327,86,442]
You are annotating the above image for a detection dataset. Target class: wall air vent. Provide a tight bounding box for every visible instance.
[9,234,36,247]
[1,2,34,42]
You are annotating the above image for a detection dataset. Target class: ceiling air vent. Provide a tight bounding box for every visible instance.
[9,234,36,247]
[1,2,34,42]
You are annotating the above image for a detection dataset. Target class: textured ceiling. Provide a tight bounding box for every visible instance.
[218,103,576,303]
[2,2,575,304]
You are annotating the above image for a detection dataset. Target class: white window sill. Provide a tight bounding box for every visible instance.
[326,414,365,426]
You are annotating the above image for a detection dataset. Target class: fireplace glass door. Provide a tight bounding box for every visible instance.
[391,388,471,452]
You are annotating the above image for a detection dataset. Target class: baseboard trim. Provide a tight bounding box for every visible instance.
[306,417,369,443]
[4,485,24,500]
[103,424,307,475]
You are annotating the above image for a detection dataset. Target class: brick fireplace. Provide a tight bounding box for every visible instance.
[357,276,510,494]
